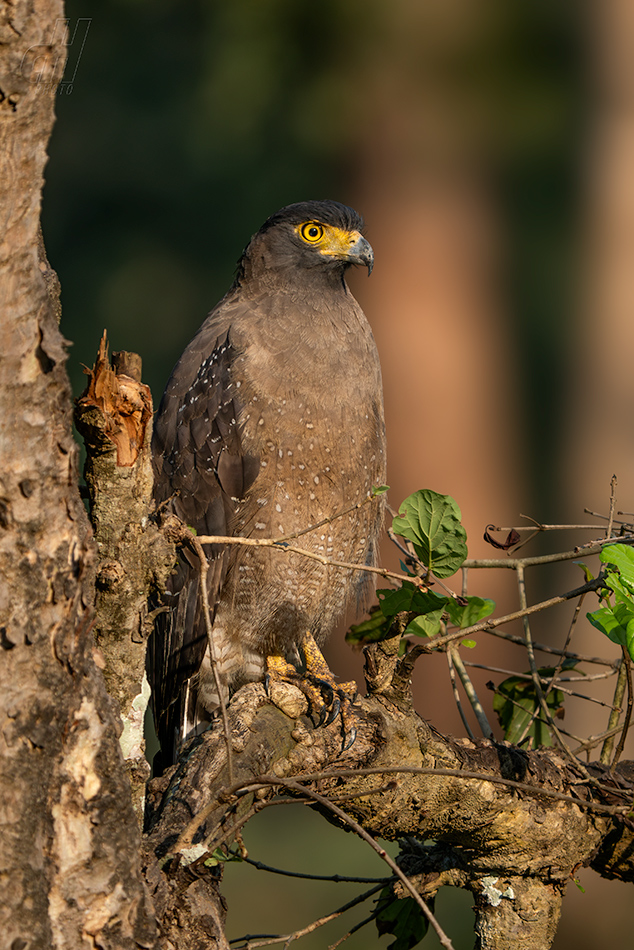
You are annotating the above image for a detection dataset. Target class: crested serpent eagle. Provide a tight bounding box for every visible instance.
[149,200,387,766]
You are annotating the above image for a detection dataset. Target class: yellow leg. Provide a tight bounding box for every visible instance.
[266,631,359,749]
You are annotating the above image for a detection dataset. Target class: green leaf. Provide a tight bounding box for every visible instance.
[627,617,634,661]
[600,544,634,586]
[576,561,594,583]
[446,596,495,629]
[587,605,632,650]
[204,847,243,866]
[346,606,392,646]
[375,887,428,950]
[586,606,620,642]
[492,672,566,748]
[376,582,419,618]
[377,582,448,621]
[587,545,634,661]
[372,484,390,496]
[392,490,468,579]
[404,610,444,639]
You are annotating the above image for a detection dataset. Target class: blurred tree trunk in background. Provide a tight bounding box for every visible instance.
[565,1,634,512]
[351,0,524,553]
[554,4,634,945]
[556,0,634,741]
[327,0,525,732]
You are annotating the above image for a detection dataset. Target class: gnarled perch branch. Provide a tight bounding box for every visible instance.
[144,634,634,950]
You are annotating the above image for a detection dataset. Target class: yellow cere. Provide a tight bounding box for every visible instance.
[296,221,363,257]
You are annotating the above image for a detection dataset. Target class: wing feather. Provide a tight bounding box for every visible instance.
[148,322,258,767]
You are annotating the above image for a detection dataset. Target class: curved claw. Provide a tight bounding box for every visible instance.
[314,677,335,708]
[341,725,357,751]
[323,695,341,726]
[266,636,360,749]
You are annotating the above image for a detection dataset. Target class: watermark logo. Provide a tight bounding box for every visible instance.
[21,18,91,95]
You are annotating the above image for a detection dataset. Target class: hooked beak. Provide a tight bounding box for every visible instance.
[346,233,374,275]
[318,227,375,275]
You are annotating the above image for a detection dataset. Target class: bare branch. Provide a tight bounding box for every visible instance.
[447,645,494,739]
[601,658,628,764]
[606,475,618,539]
[611,647,633,769]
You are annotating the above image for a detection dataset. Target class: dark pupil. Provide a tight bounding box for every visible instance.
[308,226,319,237]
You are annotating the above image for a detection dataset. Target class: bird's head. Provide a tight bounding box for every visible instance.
[235,200,374,290]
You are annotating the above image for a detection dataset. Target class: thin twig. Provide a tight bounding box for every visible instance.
[611,647,633,769]
[467,661,616,707]
[213,763,634,848]
[514,587,585,746]
[419,576,606,654]
[232,778,456,950]
[387,526,420,567]
[448,645,494,739]
[487,685,586,748]
[513,565,543,747]
[201,785,399,858]
[488,522,615,532]
[230,882,386,949]
[606,475,618,540]
[195,531,410,585]
[326,911,377,950]
[513,565,594,770]
[572,726,625,757]
[539,594,586,709]
[191,527,632,591]
[447,649,476,741]
[600,659,627,765]
[237,854,391,885]
[202,796,322,857]
[484,626,618,668]
[188,533,234,785]
[464,662,616,684]
[463,534,634,570]
[177,757,634,866]
[224,768,633,816]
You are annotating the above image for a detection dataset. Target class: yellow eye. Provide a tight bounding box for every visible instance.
[299,221,324,244]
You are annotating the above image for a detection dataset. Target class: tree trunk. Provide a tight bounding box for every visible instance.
[1,6,155,947]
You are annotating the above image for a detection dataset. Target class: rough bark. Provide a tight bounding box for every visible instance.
[0,6,228,948]
[74,340,230,945]
[0,4,156,948]
[74,333,175,817]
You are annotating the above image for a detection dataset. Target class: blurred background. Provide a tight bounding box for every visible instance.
[44,1,634,946]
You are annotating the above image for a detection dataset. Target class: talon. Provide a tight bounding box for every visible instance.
[342,725,357,751]
[315,677,335,708]
[265,633,361,749]
[323,695,341,726]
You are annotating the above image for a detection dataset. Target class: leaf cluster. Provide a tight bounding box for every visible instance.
[491,662,577,748]
[587,544,634,661]
[349,490,495,645]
